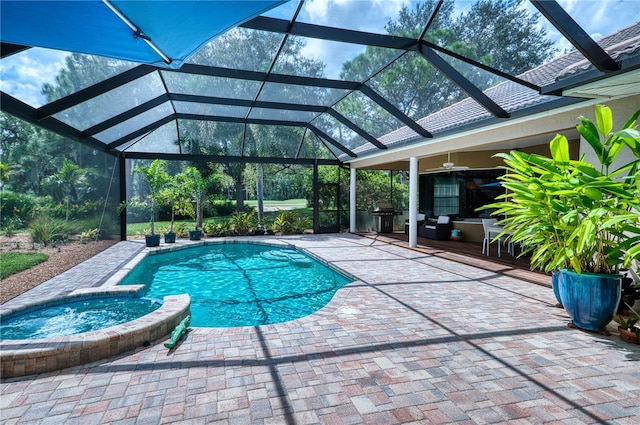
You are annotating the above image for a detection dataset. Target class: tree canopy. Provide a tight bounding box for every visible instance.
[338,0,555,136]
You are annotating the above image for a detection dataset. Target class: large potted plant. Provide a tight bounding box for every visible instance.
[119,159,170,247]
[483,104,640,332]
[158,175,191,243]
[178,166,215,241]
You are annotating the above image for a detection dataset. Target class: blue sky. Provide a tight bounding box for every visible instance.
[1,0,638,107]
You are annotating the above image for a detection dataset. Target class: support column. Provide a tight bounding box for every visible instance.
[409,157,418,248]
[119,154,127,241]
[313,160,319,234]
[350,166,356,233]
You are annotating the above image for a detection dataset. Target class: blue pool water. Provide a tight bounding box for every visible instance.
[119,243,352,327]
[0,296,162,340]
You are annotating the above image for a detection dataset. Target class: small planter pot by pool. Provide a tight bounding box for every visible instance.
[189,229,202,240]
[0,292,190,378]
[145,234,161,247]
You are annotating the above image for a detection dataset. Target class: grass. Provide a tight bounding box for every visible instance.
[124,201,313,237]
[245,199,308,210]
[1,252,49,279]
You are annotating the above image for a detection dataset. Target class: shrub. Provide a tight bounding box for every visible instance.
[273,210,312,235]
[229,211,257,235]
[208,199,236,216]
[75,215,120,239]
[0,191,38,230]
[203,221,233,237]
[174,222,189,238]
[79,228,100,243]
[29,215,73,245]
[42,199,101,221]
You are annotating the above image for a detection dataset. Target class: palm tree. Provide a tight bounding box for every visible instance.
[132,159,169,235]
[178,166,216,230]
[44,158,94,221]
[157,175,191,235]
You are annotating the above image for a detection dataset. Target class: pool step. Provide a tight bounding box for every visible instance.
[261,250,312,268]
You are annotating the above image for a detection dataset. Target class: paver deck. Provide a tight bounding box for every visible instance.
[1,234,639,424]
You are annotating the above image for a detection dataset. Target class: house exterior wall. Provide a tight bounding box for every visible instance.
[347,94,639,172]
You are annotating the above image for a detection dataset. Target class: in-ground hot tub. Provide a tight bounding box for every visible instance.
[0,289,190,378]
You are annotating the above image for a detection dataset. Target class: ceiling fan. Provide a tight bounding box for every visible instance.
[424,152,470,172]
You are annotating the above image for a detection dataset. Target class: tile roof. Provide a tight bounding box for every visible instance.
[347,20,640,159]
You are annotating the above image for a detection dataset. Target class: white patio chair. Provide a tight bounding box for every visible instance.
[482,218,505,256]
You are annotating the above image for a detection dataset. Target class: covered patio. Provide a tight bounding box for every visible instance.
[2,1,640,423]
[2,234,638,423]
[2,1,640,240]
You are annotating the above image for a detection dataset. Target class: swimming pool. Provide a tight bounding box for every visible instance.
[119,243,352,327]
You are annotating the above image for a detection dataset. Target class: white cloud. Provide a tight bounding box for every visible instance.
[0,49,68,107]
[2,0,638,108]
[557,0,639,40]
[296,0,414,77]
[302,0,411,33]
[300,38,367,79]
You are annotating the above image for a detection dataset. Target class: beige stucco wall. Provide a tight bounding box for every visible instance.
[577,95,640,171]
[347,94,640,172]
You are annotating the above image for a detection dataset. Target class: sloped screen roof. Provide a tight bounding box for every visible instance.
[1,0,638,166]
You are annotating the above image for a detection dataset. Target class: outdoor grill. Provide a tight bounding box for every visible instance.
[370,202,402,233]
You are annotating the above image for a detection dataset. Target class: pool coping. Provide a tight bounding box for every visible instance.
[0,238,356,379]
[0,290,190,379]
[104,238,357,287]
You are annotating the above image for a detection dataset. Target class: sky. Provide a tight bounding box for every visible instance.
[1,0,639,108]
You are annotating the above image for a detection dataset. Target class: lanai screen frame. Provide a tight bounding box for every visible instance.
[1,0,637,239]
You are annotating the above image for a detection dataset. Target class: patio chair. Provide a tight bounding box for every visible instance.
[420,215,452,240]
[404,213,426,235]
[481,218,505,256]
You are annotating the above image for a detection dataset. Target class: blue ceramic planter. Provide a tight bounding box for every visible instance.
[188,230,202,241]
[551,270,563,307]
[558,269,621,331]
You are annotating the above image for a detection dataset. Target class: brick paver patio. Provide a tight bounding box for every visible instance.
[1,234,639,424]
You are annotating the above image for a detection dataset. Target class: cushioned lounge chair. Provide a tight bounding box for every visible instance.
[419,215,452,240]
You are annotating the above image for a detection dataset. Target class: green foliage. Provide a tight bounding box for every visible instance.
[208,200,236,216]
[42,199,101,221]
[481,105,640,274]
[0,190,38,230]
[79,228,99,243]
[273,210,312,235]
[177,166,218,230]
[0,252,49,279]
[173,222,189,238]
[229,211,257,236]
[157,170,192,233]
[339,0,555,136]
[75,215,118,239]
[28,215,73,245]
[355,169,409,211]
[614,304,640,340]
[130,159,170,235]
[43,158,96,221]
[117,195,152,221]
[203,221,233,237]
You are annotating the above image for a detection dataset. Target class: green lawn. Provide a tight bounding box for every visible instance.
[245,198,308,210]
[0,252,49,279]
